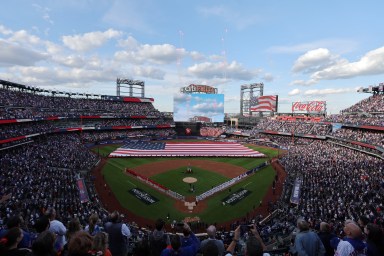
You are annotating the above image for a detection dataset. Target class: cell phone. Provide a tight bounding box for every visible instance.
[240,225,252,237]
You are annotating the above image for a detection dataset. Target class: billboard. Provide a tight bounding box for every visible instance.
[173,93,224,122]
[292,101,326,113]
[250,95,278,112]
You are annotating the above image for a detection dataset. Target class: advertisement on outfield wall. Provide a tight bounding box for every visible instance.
[291,101,326,113]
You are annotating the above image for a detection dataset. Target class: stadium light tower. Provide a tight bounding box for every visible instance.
[240,83,264,116]
[116,78,145,97]
[357,82,384,95]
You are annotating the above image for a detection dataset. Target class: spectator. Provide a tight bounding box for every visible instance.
[292,219,325,256]
[45,208,67,253]
[89,232,112,256]
[62,218,83,256]
[201,240,220,255]
[334,222,366,256]
[30,230,56,256]
[160,223,200,256]
[149,218,170,256]
[180,222,199,248]
[357,216,370,232]
[132,237,150,256]
[67,231,93,256]
[200,225,224,256]
[84,214,101,236]
[0,227,31,256]
[103,211,131,256]
[317,222,337,256]
[364,223,384,256]
[33,215,50,234]
[224,225,270,256]
[0,215,32,249]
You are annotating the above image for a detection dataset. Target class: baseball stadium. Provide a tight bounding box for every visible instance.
[0,78,383,255]
[3,1,384,255]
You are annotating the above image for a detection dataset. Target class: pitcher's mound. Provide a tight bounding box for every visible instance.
[183,177,197,183]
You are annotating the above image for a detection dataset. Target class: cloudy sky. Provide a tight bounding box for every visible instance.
[1,0,384,114]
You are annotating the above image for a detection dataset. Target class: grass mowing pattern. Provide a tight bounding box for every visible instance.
[97,143,278,223]
[201,165,275,222]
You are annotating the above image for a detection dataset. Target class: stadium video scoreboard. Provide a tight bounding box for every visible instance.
[174,84,224,123]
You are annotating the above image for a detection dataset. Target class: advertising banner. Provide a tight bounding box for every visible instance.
[290,178,302,205]
[222,188,251,205]
[129,188,159,205]
[292,101,326,113]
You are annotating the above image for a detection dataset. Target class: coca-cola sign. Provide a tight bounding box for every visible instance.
[292,101,326,113]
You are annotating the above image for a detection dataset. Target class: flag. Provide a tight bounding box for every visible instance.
[109,142,265,157]
[76,178,89,203]
[250,95,277,112]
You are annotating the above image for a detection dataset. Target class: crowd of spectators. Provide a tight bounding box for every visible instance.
[324,94,384,126]
[0,119,175,141]
[0,122,56,140]
[0,87,175,145]
[200,127,225,137]
[324,114,384,126]
[330,128,384,148]
[249,119,332,136]
[80,129,177,143]
[341,94,384,113]
[0,133,103,230]
[0,88,164,119]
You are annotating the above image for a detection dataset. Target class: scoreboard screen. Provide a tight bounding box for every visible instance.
[173,93,224,123]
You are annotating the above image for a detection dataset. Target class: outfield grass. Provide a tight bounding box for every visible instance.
[97,143,278,224]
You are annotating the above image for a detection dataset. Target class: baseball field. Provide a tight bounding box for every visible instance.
[93,142,281,226]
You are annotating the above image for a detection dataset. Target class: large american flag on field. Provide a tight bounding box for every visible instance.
[109,141,265,157]
[250,95,278,112]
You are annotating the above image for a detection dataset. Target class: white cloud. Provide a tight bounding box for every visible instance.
[303,88,355,96]
[268,39,358,54]
[56,55,86,68]
[188,61,259,80]
[262,73,274,82]
[288,88,301,96]
[9,30,41,45]
[115,43,185,65]
[289,79,317,86]
[118,36,139,49]
[292,48,339,73]
[138,44,185,64]
[311,46,384,80]
[132,66,165,80]
[62,29,122,51]
[291,46,384,85]
[0,25,13,35]
[0,40,47,66]
[190,51,205,61]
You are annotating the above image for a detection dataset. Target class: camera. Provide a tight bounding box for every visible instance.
[240,224,252,237]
